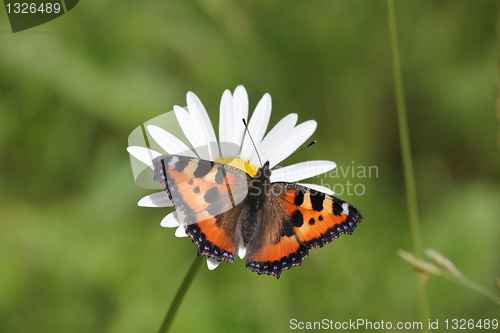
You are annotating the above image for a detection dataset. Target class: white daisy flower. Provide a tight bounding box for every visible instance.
[127,86,336,271]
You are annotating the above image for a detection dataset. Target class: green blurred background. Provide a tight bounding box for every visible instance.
[1,1,499,332]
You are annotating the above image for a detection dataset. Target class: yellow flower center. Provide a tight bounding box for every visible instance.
[216,157,259,176]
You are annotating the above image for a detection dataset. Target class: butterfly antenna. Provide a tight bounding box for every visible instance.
[277,140,316,166]
[242,118,263,167]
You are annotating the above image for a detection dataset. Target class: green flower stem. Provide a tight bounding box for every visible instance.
[158,255,204,333]
[386,0,430,330]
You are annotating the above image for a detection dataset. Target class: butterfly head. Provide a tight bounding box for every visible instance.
[247,161,273,201]
[257,160,272,179]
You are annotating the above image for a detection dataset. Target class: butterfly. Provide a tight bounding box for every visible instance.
[153,154,363,278]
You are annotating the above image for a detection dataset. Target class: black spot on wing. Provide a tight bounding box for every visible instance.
[173,157,190,172]
[310,191,325,211]
[204,187,219,203]
[290,210,303,227]
[194,186,200,193]
[293,189,304,206]
[193,160,214,178]
[308,218,315,225]
[215,167,226,185]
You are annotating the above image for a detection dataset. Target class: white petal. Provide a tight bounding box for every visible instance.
[219,90,240,158]
[250,113,298,166]
[240,93,272,161]
[160,212,180,227]
[174,224,188,237]
[186,92,220,160]
[268,120,317,168]
[174,106,210,159]
[219,90,233,144]
[238,243,247,259]
[297,183,335,195]
[271,161,336,182]
[207,258,221,270]
[147,125,197,157]
[231,86,248,153]
[127,146,162,169]
[233,85,249,122]
[138,192,173,207]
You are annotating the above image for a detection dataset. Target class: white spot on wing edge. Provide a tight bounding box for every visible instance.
[341,202,349,215]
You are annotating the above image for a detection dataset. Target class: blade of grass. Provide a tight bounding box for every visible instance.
[386,0,430,331]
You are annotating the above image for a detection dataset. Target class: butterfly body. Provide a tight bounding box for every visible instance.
[153,154,363,278]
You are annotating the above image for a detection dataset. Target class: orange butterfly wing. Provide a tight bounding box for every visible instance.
[153,155,248,262]
[246,183,363,278]
[281,184,363,247]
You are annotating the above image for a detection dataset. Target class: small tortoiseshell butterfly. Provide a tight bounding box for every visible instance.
[153,154,363,278]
